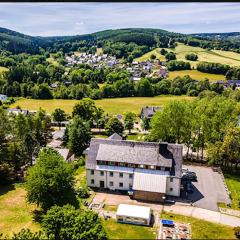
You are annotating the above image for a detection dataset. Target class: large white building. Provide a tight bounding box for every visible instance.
[86,134,183,202]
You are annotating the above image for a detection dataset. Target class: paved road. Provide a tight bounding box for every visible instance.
[164,204,240,227]
[183,165,230,211]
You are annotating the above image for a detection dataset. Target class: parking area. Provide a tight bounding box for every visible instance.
[183,165,231,211]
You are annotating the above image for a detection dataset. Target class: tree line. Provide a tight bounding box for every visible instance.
[147,90,240,171]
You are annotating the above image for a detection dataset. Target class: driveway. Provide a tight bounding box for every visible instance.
[92,191,164,211]
[183,165,231,211]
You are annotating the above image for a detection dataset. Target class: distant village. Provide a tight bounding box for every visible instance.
[65,52,169,81]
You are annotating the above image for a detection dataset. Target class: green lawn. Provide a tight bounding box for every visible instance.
[11,95,193,116]
[161,212,235,239]
[0,66,8,73]
[134,48,166,62]
[0,184,40,237]
[103,219,156,239]
[168,70,225,82]
[222,173,240,210]
[127,133,146,141]
[160,42,240,68]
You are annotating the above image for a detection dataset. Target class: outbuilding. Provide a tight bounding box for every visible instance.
[116,204,151,226]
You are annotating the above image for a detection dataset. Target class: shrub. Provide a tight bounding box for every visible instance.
[234,226,240,239]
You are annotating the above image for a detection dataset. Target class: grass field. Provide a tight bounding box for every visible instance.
[97,48,103,55]
[161,212,235,239]
[0,184,40,237]
[160,42,240,68]
[103,219,156,239]
[222,173,240,210]
[168,70,225,81]
[134,48,166,62]
[0,66,8,73]
[11,95,193,116]
[46,57,59,66]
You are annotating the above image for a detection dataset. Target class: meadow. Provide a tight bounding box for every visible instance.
[162,42,240,68]
[168,70,225,82]
[0,184,40,237]
[11,95,194,116]
[0,66,8,73]
[134,48,166,62]
[135,43,240,82]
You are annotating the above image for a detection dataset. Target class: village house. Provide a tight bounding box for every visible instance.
[140,106,161,120]
[7,108,36,116]
[0,94,7,102]
[85,134,183,202]
[227,80,240,88]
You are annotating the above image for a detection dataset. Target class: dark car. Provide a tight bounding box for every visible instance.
[186,182,194,193]
[182,171,197,181]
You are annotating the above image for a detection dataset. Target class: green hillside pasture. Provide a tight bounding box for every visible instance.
[0,66,8,73]
[134,48,166,62]
[11,96,194,116]
[161,42,240,68]
[168,70,225,82]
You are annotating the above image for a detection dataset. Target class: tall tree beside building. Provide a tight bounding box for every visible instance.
[105,117,124,136]
[26,148,77,211]
[124,112,136,134]
[67,116,92,156]
[52,108,67,129]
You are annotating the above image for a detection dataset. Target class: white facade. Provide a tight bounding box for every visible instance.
[87,168,181,197]
[87,168,134,191]
[116,204,151,226]
[0,94,7,102]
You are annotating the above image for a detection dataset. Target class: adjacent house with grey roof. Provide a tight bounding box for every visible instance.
[86,137,183,202]
[0,94,7,102]
[140,106,161,120]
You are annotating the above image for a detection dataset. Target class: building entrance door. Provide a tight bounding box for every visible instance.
[100,180,105,188]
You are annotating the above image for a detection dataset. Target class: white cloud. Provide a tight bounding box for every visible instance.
[0,3,239,36]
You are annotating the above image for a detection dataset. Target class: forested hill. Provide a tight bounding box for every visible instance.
[191,32,240,41]
[0,27,180,54]
[1,26,240,54]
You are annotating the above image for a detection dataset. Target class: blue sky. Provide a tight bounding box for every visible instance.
[0,3,240,36]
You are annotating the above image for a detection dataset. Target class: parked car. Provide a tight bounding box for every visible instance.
[186,182,194,193]
[182,170,197,181]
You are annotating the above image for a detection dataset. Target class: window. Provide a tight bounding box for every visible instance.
[100,171,104,176]
[119,162,125,167]
[91,179,94,184]
[129,184,133,189]
[170,177,173,182]
[161,167,165,171]
[109,172,114,177]
[119,173,123,178]
[128,163,135,168]
[119,182,123,187]
[170,187,173,191]
[139,164,144,168]
[109,161,115,166]
[110,181,114,187]
[90,170,94,175]
[129,174,133,179]
[150,165,155,170]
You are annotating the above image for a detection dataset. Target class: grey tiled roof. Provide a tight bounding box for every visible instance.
[107,133,122,140]
[140,106,161,119]
[86,138,183,177]
[96,143,172,167]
